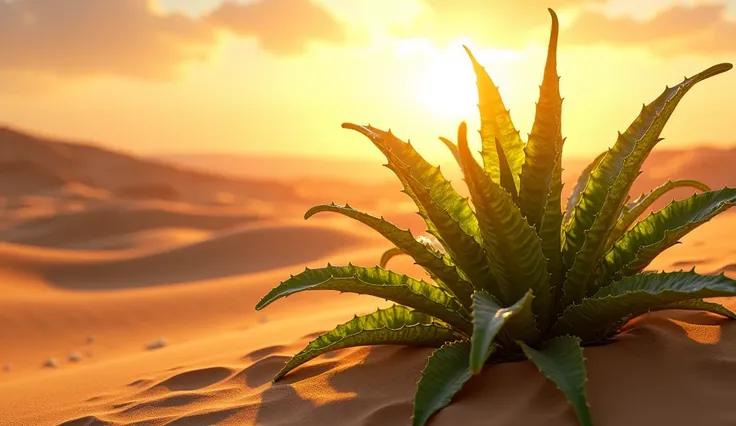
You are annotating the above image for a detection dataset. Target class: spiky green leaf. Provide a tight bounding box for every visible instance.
[342,124,480,242]
[563,151,606,225]
[256,264,472,334]
[342,124,489,300]
[464,46,525,188]
[439,136,462,168]
[304,203,474,307]
[457,122,552,328]
[653,298,736,319]
[392,162,495,297]
[495,137,518,202]
[470,290,537,373]
[413,341,474,426]
[593,188,736,292]
[380,247,405,268]
[606,179,711,247]
[520,336,592,426]
[518,8,562,230]
[553,270,736,341]
[274,305,460,381]
[561,63,732,307]
[542,156,565,305]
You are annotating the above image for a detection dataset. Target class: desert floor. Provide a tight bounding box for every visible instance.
[1,128,735,425]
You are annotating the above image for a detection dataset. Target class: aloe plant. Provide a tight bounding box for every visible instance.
[256,9,736,426]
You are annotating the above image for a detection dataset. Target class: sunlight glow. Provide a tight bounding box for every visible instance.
[409,39,523,120]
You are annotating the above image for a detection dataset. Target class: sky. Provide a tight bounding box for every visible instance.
[1,0,735,164]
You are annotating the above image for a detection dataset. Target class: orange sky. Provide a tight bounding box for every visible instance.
[1,0,735,163]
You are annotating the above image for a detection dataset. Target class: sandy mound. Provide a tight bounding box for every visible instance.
[5,298,733,426]
[0,205,261,250]
[0,222,372,290]
[0,127,302,205]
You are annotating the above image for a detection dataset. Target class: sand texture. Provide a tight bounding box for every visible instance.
[0,127,735,425]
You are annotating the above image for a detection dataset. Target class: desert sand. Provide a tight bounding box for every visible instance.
[0,127,735,425]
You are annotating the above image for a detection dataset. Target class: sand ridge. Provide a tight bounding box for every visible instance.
[1,129,735,425]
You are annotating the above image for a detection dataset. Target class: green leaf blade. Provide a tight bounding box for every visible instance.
[457,123,552,328]
[464,46,525,188]
[393,163,493,296]
[605,179,712,249]
[562,63,732,307]
[346,124,481,242]
[653,298,736,319]
[341,124,483,304]
[553,270,736,341]
[413,341,473,426]
[470,290,537,373]
[379,247,406,268]
[439,136,462,168]
[256,264,472,334]
[495,137,519,202]
[594,188,736,292]
[541,155,565,304]
[518,8,562,230]
[563,151,606,226]
[274,305,461,381]
[520,336,592,426]
[304,203,474,307]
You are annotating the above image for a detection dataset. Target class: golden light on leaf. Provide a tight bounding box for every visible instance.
[407,39,523,120]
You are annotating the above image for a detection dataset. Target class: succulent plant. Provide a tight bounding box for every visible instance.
[256,9,736,426]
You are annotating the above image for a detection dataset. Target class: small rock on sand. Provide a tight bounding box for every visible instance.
[44,358,58,368]
[146,338,168,350]
[69,352,82,362]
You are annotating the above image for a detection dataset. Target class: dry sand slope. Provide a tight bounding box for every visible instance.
[0,127,735,425]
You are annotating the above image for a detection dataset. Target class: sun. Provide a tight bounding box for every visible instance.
[414,44,478,119]
[399,39,524,121]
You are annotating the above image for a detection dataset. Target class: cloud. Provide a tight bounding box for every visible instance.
[398,0,599,48]
[206,0,345,54]
[563,4,736,55]
[0,0,345,79]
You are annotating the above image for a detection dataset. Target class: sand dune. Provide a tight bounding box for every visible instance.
[0,127,301,205]
[5,291,735,426]
[1,128,736,425]
[0,205,262,250]
[0,222,372,291]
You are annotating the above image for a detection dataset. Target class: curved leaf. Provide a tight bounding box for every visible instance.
[521,10,565,300]
[553,270,736,341]
[457,122,552,328]
[256,264,472,334]
[470,290,537,374]
[464,45,525,188]
[520,336,592,426]
[495,137,518,202]
[342,123,480,243]
[391,162,494,298]
[413,341,473,426]
[518,8,562,230]
[274,305,460,381]
[342,124,487,301]
[439,136,462,168]
[380,247,405,268]
[563,151,606,226]
[606,179,711,247]
[593,188,736,292]
[653,298,736,319]
[304,203,473,307]
[541,156,565,307]
[561,63,732,307]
